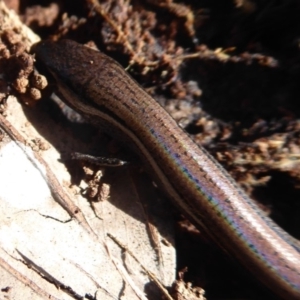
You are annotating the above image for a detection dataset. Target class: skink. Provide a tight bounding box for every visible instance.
[33,39,300,299]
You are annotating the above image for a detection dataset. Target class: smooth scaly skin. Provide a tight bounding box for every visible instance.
[33,40,300,299]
